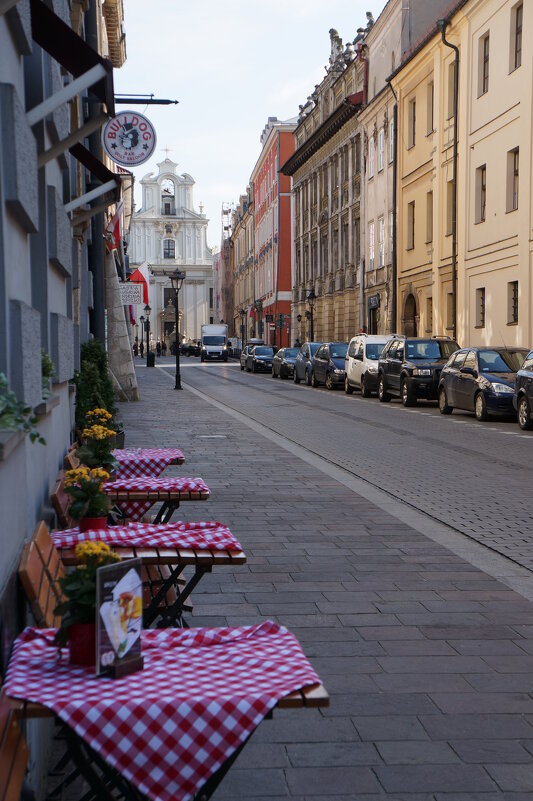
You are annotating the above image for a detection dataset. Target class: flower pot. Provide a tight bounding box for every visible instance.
[79,516,108,532]
[68,623,96,667]
[114,430,125,449]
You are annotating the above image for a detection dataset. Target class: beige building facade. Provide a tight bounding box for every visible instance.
[391,0,531,349]
[232,188,254,343]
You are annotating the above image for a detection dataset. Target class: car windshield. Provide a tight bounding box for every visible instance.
[366,343,385,360]
[406,340,457,359]
[309,343,321,356]
[330,343,348,359]
[478,349,528,373]
[255,347,274,356]
[203,336,225,345]
[284,348,299,357]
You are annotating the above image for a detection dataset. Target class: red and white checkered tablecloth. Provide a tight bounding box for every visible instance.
[51,521,243,552]
[104,477,210,522]
[5,622,320,801]
[113,448,185,480]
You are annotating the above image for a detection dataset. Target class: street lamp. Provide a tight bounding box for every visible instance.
[306,290,316,341]
[169,269,186,390]
[239,308,246,351]
[144,304,151,366]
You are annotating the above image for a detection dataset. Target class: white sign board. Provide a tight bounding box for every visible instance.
[102,111,157,167]
[120,283,143,305]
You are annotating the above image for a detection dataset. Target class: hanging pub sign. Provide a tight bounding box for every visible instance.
[102,110,157,167]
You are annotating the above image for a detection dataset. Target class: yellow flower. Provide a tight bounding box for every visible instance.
[82,424,115,441]
[64,466,91,487]
[74,540,119,564]
[86,408,112,421]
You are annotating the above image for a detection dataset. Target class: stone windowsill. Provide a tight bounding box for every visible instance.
[0,429,25,462]
[34,393,61,417]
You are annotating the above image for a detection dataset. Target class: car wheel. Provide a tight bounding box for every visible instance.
[401,378,417,407]
[294,370,301,384]
[325,374,334,391]
[475,392,488,421]
[305,368,312,386]
[378,375,391,403]
[345,377,353,395]
[518,396,532,430]
[311,371,318,388]
[439,387,453,415]
[361,374,371,398]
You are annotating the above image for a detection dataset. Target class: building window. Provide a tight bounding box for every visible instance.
[479,33,490,95]
[378,128,384,171]
[408,98,416,148]
[163,239,175,259]
[426,191,433,243]
[426,81,434,133]
[355,134,361,173]
[342,221,349,266]
[209,287,213,308]
[446,293,454,330]
[388,211,393,260]
[446,180,454,235]
[475,165,486,223]
[507,148,519,211]
[512,3,523,71]
[368,221,375,270]
[475,287,486,327]
[407,201,415,250]
[426,297,433,334]
[389,118,394,163]
[447,61,456,119]
[354,217,360,264]
[508,281,518,324]
[378,216,384,267]
[368,136,375,178]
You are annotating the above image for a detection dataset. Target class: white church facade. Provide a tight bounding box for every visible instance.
[129,158,214,345]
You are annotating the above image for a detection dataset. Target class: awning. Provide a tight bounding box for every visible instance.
[28,0,115,165]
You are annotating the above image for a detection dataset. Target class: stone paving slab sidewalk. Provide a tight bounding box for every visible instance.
[116,366,533,800]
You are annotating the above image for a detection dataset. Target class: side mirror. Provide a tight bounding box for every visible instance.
[460,366,477,377]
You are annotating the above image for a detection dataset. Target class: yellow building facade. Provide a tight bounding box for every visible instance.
[391,0,531,349]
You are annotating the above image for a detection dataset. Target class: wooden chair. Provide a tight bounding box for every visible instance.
[50,472,76,530]
[0,692,29,801]
[18,522,65,628]
[63,446,80,471]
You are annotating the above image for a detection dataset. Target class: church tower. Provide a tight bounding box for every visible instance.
[129,158,214,346]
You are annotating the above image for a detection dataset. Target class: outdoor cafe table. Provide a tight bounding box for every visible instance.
[51,522,246,627]
[113,448,185,480]
[104,476,210,523]
[4,622,327,801]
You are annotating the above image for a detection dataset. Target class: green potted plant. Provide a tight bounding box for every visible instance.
[54,540,121,666]
[41,350,55,399]
[64,466,112,531]
[0,372,45,445]
[76,421,119,474]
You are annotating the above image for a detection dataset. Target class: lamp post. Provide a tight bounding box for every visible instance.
[144,304,151,366]
[169,269,186,390]
[306,290,316,341]
[239,308,246,352]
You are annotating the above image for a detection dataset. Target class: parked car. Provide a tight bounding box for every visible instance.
[246,345,275,373]
[272,347,299,379]
[378,336,459,406]
[438,346,529,421]
[345,334,393,396]
[514,350,533,430]
[310,342,349,390]
[240,345,253,371]
[293,342,322,385]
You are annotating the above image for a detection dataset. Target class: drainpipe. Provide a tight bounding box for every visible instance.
[386,79,398,334]
[273,132,280,348]
[438,19,459,342]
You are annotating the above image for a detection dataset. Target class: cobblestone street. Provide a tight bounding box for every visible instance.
[115,363,533,799]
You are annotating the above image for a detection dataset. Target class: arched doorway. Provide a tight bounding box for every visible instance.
[403,293,418,336]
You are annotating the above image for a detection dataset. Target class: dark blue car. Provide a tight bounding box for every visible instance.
[438,347,528,421]
[514,350,533,430]
[311,342,349,390]
[293,342,322,385]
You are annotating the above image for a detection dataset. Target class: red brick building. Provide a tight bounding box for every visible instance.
[250,117,296,347]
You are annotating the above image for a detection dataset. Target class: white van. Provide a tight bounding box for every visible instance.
[345,334,393,397]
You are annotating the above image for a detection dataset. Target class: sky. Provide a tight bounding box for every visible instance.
[114,0,384,249]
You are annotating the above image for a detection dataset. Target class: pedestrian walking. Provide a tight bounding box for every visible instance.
[139,340,144,358]
[133,341,138,357]
[162,341,167,356]
[156,341,161,358]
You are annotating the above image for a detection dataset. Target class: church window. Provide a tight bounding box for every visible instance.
[163,239,175,259]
